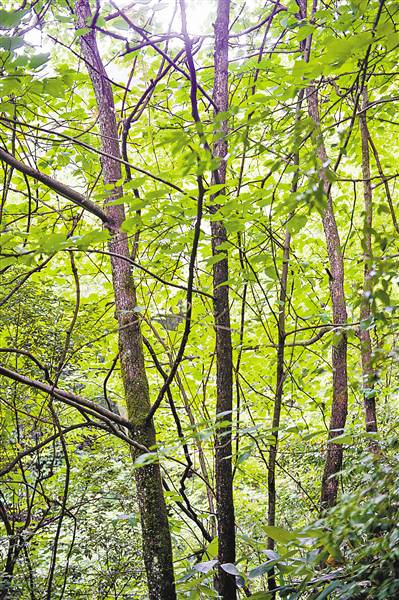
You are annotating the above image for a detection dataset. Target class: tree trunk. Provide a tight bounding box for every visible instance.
[0,507,19,600]
[211,1,236,597]
[75,2,175,598]
[307,85,348,510]
[267,88,304,595]
[267,227,290,596]
[359,88,379,441]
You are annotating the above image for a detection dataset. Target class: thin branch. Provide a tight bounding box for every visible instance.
[0,146,109,223]
[0,364,134,433]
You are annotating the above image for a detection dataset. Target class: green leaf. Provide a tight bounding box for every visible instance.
[206,253,226,267]
[133,452,159,467]
[288,214,307,234]
[296,24,315,42]
[264,526,296,544]
[364,387,376,399]
[74,229,109,249]
[0,35,24,51]
[235,448,252,465]
[248,560,276,579]
[111,17,130,30]
[30,53,50,69]
[42,77,65,98]
[75,27,91,37]
[204,537,218,559]
[329,433,353,445]
[39,232,68,254]
[0,9,27,29]
[220,563,240,576]
[315,581,342,599]
[0,102,15,114]
[197,584,218,597]
[375,288,390,306]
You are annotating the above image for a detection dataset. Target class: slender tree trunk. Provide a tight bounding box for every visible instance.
[267,88,304,595]
[211,1,236,597]
[367,134,399,234]
[307,85,348,510]
[175,371,217,534]
[75,2,175,598]
[359,88,379,443]
[0,521,19,600]
[267,227,290,595]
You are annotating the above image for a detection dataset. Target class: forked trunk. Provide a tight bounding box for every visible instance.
[75,2,175,598]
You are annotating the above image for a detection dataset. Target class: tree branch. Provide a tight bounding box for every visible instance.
[0,147,109,223]
[0,364,133,432]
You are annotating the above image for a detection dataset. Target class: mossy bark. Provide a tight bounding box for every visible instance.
[75,2,175,598]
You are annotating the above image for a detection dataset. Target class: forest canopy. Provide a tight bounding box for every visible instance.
[0,0,399,598]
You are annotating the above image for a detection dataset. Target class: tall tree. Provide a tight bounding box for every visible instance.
[267,86,304,595]
[307,86,349,510]
[211,0,236,596]
[1,0,399,596]
[359,87,379,441]
[74,1,176,598]
[299,0,349,508]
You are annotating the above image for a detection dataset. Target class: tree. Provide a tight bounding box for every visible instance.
[75,1,175,597]
[358,87,379,443]
[1,1,398,598]
[210,0,237,597]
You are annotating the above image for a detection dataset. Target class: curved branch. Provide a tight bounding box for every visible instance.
[0,348,51,381]
[66,248,213,300]
[0,364,132,432]
[0,119,189,199]
[0,147,109,223]
[285,326,332,347]
[0,423,87,478]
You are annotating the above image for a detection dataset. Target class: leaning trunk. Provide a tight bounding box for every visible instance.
[211,0,236,597]
[75,2,175,598]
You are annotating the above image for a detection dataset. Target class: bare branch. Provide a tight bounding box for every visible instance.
[0,364,133,432]
[0,147,109,223]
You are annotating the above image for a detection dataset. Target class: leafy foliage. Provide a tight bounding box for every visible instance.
[0,0,399,598]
